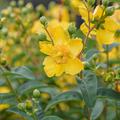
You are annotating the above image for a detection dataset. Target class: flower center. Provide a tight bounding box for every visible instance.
[53,45,70,64]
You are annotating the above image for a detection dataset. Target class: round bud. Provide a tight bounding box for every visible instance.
[105,6,115,16]
[38,32,47,41]
[36,5,46,16]
[0,58,7,66]
[25,100,33,110]
[68,23,77,35]
[26,3,33,11]
[10,1,16,7]
[18,0,24,7]
[88,0,95,6]
[102,0,109,7]
[1,27,8,35]
[22,7,28,14]
[40,16,48,27]
[115,29,120,39]
[33,89,40,98]
[18,103,25,111]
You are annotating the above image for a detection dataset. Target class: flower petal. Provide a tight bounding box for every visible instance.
[65,58,84,75]
[43,56,64,77]
[96,29,114,45]
[39,42,54,56]
[69,38,83,57]
[47,24,69,45]
[93,5,104,19]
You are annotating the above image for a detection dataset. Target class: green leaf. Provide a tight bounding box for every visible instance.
[98,88,120,100]
[85,49,99,62]
[91,99,104,120]
[7,107,33,120]
[39,87,59,98]
[45,91,82,111]
[109,0,120,2]
[3,66,35,81]
[17,81,46,95]
[103,43,120,52]
[77,71,98,108]
[42,116,63,120]
[0,93,16,105]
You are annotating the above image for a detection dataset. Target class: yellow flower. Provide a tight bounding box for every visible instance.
[79,5,104,37]
[47,5,69,22]
[0,87,10,111]
[39,24,84,77]
[96,17,120,45]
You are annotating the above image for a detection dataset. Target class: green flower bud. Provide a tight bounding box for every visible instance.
[68,23,77,35]
[38,32,47,41]
[40,16,48,27]
[25,100,33,110]
[33,89,40,98]
[18,0,24,7]
[0,58,7,66]
[36,5,46,15]
[18,103,25,111]
[115,29,120,39]
[26,3,33,11]
[10,1,16,7]
[22,7,28,14]
[88,0,95,6]
[105,6,115,16]
[102,0,109,7]
[1,27,8,35]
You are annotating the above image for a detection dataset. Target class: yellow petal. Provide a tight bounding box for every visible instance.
[39,42,54,55]
[47,25,70,45]
[96,29,115,45]
[104,17,120,32]
[93,5,104,19]
[65,58,84,75]
[79,3,93,23]
[43,56,64,77]
[69,38,83,57]
[80,23,96,37]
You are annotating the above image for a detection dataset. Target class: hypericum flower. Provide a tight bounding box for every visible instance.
[79,4,104,37]
[47,5,70,22]
[96,17,120,45]
[39,24,84,77]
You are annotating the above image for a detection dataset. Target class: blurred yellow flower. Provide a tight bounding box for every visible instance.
[96,17,120,45]
[80,5,104,37]
[0,87,10,111]
[39,25,84,77]
[47,5,69,22]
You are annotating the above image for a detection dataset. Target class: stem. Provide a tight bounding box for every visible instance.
[44,27,54,45]
[87,108,91,120]
[32,113,38,120]
[106,45,109,72]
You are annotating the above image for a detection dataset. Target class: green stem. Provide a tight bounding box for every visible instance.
[32,113,38,120]
[106,45,109,72]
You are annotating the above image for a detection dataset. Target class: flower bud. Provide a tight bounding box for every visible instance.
[88,0,95,6]
[115,29,120,39]
[38,32,47,41]
[10,1,16,7]
[18,0,24,7]
[40,16,48,27]
[68,23,77,35]
[102,0,109,7]
[0,58,7,66]
[25,100,33,110]
[33,89,40,98]
[36,5,46,16]
[18,103,25,111]
[105,6,115,16]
